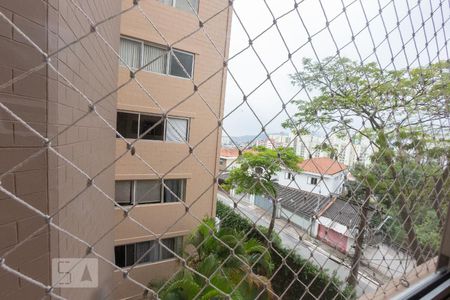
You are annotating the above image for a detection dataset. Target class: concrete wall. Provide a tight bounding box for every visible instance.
[112,1,232,298]
[0,0,120,299]
[280,208,312,233]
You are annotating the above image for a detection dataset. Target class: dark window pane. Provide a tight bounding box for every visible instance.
[169,50,193,78]
[161,238,175,259]
[114,245,125,268]
[135,241,151,264]
[149,240,160,262]
[117,112,138,139]
[126,244,135,267]
[164,179,184,202]
[174,237,183,254]
[139,114,164,140]
[115,181,132,205]
[135,180,161,204]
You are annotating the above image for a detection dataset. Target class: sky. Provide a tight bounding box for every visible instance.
[222,0,449,137]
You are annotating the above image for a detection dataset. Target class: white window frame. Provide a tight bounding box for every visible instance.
[309,177,318,185]
[115,179,186,206]
[117,110,190,143]
[168,48,195,79]
[160,0,199,14]
[115,236,183,268]
[163,179,186,203]
[165,116,190,143]
[120,36,195,79]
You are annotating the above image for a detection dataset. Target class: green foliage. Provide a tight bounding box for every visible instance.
[284,57,450,139]
[284,57,450,258]
[354,155,446,251]
[415,210,441,250]
[222,146,301,198]
[154,215,274,300]
[314,142,338,159]
[216,201,353,299]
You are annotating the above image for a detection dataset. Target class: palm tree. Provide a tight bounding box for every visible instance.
[150,218,274,300]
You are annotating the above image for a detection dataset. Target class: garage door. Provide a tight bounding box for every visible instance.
[317,224,348,253]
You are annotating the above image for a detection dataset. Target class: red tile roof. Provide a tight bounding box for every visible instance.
[220,148,239,158]
[299,157,347,175]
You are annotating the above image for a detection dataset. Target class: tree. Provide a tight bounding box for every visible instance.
[284,57,450,265]
[314,142,338,159]
[150,218,274,300]
[344,165,376,290]
[222,146,302,240]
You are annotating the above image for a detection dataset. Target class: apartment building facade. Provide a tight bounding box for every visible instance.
[112,0,231,298]
[0,0,230,299]
[290,132,373,167]
[0,1,120,299]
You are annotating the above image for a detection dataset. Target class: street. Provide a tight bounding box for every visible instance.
[218,192,380,296]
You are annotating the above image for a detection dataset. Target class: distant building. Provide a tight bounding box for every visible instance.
[316,198,362,253]
[251,133,290,149]
[219,148,239,172]
[290,133,373,167]
[277,157,348,197]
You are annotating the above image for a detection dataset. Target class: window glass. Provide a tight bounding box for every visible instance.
[166,118,188,142]
[174,237,183,254]
[114,245,125,267]
[117,112,139,139]
[135,180,161,204]
[164,179,184,203]
[149,240,160,262]
[159,0,173,5]
[135,241,152,264]
[115,181,132,205]
[169,50,194,78]
[174,0,199,13]
[139,114,164,140]
[143,44,167,73]
[120,38,141,69]
[161,238,175,259]
[126,244,135,267]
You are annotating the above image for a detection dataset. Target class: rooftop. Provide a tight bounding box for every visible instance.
[299,157,347,176]
[276,184,331,218]
[220,148,239,158]
[320,198,360,229]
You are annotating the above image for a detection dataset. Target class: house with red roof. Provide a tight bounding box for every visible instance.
[219,148,239,172]
[277,157,348,197]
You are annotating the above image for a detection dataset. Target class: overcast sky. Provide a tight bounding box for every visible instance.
[222,0,449,137]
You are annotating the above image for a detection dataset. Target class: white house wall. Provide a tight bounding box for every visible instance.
[277,170,345,197]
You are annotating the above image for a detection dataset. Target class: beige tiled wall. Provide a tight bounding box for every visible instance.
[112,0,232,298]
[0,0,120,299]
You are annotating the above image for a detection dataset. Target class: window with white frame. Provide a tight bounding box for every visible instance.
[115,179,186,205]
[285,172,294,180]
[158,0,199,14]
[114,237,183,268]
[116,112,189,143]
[309,177,318,185]
[119,37,194,79]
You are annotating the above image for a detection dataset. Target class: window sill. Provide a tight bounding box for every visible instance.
[114,257,179,271]
[114,201,185,209]
[116,102,196,119]
[120,64,193,82]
